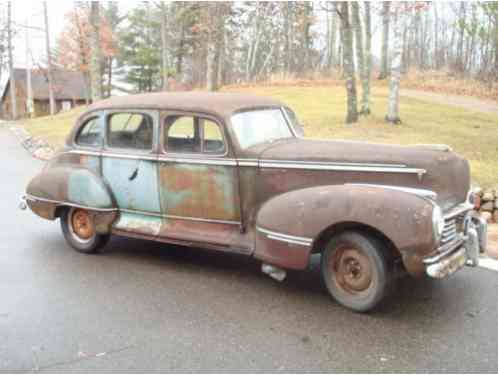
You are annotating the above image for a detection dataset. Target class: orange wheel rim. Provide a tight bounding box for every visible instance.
[330,246,373,294]
[71,209,94,240]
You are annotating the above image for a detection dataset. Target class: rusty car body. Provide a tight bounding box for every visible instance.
[22,92,487,312]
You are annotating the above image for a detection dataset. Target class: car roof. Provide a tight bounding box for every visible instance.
[84,91,284,119]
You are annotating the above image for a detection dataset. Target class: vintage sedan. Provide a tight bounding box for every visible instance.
[21,92,487,312]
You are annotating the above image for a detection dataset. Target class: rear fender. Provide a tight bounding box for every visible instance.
[26,165,117,233]
[255,184,436,271]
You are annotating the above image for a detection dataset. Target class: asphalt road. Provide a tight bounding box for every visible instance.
[2,125,498,372]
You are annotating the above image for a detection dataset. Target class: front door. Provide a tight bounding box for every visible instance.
[101,110,162,236]
[157,113,244,249]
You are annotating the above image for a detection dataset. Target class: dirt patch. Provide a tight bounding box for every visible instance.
[401,89,498,115]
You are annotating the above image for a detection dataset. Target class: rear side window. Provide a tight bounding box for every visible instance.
[203,119,225,154]
[75,117,102,147]
[165,115,225,154]
[166,116,200,153]
[107,113,153,150]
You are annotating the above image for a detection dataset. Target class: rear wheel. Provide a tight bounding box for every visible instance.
[321,231,392,312]
[61,207,110,254]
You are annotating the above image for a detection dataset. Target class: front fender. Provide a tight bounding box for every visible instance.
[254,184,436,271]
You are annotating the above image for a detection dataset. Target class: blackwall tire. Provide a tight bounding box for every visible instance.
[60,207,110,254]
[321,231,392,312]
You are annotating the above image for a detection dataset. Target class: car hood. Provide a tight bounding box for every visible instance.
[257,138,471,211]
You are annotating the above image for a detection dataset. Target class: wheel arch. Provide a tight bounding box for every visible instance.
[311,221,400,259]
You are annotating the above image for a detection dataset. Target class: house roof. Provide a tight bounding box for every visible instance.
[1,68,87,101]
[86,92,284,119]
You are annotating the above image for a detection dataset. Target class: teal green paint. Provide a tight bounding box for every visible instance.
[68,170,112,208]
[211,166,237,216]
[113,212,162,236]
[102,158,161,213]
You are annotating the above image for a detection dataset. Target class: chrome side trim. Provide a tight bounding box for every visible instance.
[102,152,157,161]
[346,184,437,200]
[158,157,237,166]
[26,194,241,225]
[66,149,101,157]
[119,208,241,225]
[65,150,426,175]
[257,226,313,247]
[237,159,259,167]
[259,160,426,174]
[25,194,118,212]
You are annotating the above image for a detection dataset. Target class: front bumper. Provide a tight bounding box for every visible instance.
[423,214,487,279]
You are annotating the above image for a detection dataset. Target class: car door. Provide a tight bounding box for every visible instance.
[101,109,162,236]
[157,112,245,249]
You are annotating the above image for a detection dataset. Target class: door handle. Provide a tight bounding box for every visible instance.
[129,167,139,181]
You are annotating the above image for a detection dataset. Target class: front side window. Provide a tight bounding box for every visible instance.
[107,113,153,150]
[230,108,293,149]
[75,116,102,147]
[165,115,225,154]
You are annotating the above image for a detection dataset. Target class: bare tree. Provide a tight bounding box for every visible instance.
[337,2,358,124]
[159,2,169,91]
[378,1,390,80]
[89,1,102,101]
[363,2,372,114]
[386,6,404,124]
[351,2,369,115]
[206,3,224,91]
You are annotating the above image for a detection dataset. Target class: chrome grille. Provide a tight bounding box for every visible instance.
[440,210,469,246]
[441,218,457,245]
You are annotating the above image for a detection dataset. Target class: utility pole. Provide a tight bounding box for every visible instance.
[7,1,17,120]
[25,16,34,117]
[43,1,55,115]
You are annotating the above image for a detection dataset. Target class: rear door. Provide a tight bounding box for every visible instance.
[101,110,162,236]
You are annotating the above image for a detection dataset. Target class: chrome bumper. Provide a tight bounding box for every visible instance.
[423,214,487,279]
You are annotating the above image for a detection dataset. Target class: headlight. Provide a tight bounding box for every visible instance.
[432,204,445,242]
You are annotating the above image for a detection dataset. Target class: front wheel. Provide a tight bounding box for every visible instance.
[61,207,110,254]
[321,231,392,312]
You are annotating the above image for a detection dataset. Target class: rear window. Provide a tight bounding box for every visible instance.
[75,117,102,147]
[107,113,153,150]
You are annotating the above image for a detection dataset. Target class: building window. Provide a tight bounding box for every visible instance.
[61,101,72,111]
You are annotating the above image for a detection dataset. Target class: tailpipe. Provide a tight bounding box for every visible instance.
[261,263,286,282]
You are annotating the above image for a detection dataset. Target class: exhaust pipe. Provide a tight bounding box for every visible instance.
[261,263,286,282]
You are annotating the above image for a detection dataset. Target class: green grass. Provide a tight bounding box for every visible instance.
[22,85,498,188]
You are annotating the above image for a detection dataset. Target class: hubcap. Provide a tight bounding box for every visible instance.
[71,209,94,240]
[331,246,373,293]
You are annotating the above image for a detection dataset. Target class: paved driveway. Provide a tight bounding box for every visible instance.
[2,126,498,372]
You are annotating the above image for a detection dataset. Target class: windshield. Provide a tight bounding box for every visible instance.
[231,109,294,149]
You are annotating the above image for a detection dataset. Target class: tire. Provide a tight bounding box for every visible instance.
[321,231,392,312]
[60,207,110,254]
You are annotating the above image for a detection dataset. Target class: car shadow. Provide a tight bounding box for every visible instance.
[98,235,473,318]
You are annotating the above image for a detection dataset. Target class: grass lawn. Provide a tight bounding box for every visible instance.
[22,84,498,188]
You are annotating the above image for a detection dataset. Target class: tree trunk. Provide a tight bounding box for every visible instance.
[351,2,369,115]
[89,1,102,101]
[386,8,403,125]
[43,2,55,115]
[160,2,169,91]
[378,1,390,80]
[206,3,222,91]
[339,2,358,124]
[363,2,372,115]
[7,2,16,120]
